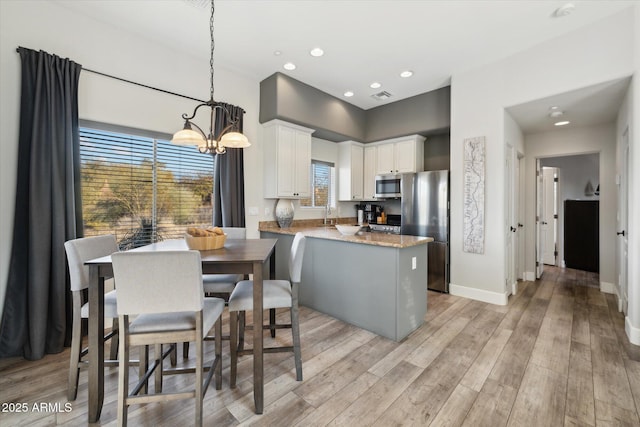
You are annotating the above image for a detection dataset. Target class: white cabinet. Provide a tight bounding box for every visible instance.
[263,120,313,199]
[374,135,425,175]
[338,142,364,201]
[363,145,378,200]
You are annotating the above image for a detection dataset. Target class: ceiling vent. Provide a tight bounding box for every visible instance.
[371,91,393,101]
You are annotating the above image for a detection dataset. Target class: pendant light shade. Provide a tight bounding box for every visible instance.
[220,131,251,148]
[171,122,206,146]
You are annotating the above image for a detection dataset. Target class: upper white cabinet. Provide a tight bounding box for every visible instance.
[374,135,425,175]
[363,145,378,200]
[338,141,364,201]
[263,120,313,199]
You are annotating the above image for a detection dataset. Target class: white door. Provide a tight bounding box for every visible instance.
[619,128,629,314]
[505,145,516,293]
[517,154,525,280]
[536,160,544,278]
[542,167,557,266]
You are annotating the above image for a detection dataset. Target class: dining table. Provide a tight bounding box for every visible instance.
[85,238,277,423]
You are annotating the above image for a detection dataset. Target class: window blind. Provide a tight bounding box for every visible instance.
[300,160,335,208]
[79,127,214,249]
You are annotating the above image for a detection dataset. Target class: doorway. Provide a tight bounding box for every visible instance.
[536,153,600,275]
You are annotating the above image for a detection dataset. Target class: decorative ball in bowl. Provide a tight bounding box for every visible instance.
[185,227,227,250]
[335,224,362,236]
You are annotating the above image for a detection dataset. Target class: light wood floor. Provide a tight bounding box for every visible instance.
[1,266,639,426]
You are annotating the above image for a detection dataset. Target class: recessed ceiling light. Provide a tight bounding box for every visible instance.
[283,62,296,71]
[370,82,382,89]
[400,70,413,78]
[549,110,564,118]
[310,47,324,57]
[273,50,282,56]
[553,3,575,18]
[554,120,570,126]
[549,106,560,110]
[344,91,354,97]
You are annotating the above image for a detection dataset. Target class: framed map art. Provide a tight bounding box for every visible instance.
[463,136,485,254]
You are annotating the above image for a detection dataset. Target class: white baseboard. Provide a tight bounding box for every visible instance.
[600,281,617,295]
[524,271,536,282]
[512,281,519,295]
[449,283,509,306]
[625,317,640,345]
[560,260,566,268]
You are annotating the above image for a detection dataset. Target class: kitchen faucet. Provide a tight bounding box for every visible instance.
[323,204,334,225]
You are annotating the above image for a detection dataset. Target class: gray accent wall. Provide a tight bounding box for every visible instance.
[260,73,366,142]
[260,72,450,143]
[424,132,451,171]
[365,87,450,142]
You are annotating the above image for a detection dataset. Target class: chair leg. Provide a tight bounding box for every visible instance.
[196,321,203,427]
[270,308,276,338]
[238,311,246,352]
[110,317,119,361]
[67,314,82,401]
[215,317,222,390]
[139,346,149,394]
[182,342,190,360]
[291,305,303,381]
[154,344,163,393]
[229,311,238,388]
[117,317,129,427]
[169,343,177,366]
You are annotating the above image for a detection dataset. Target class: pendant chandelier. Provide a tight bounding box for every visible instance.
[171,0,250,154]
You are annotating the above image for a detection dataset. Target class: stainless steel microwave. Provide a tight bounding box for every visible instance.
[374,174,403,198]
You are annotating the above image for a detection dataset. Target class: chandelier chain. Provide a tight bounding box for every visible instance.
[209,0,215,102]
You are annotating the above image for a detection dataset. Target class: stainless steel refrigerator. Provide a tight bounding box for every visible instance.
[401,170,449,292]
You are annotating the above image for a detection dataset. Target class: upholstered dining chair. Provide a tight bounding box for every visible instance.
[64,234,119,401]
[182,227,246,359]
[228,232,307,386]
[111,250,224,427]
[202,227,246,299]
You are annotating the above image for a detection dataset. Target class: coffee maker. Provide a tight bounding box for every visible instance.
[362,203,382,224]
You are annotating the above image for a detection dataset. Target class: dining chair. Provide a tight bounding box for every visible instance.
[228,232,306,386]
[111,250,224,427]
[64,234,119,401]
[182,227,246,360]
[202,227,246,298]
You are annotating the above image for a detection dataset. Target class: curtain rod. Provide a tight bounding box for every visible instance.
[82,68,207,103]
[16,47,247,113]
[16,46,205,103]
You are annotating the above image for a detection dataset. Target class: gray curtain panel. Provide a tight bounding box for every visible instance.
[213,103,246,227]
[0,48,82,360]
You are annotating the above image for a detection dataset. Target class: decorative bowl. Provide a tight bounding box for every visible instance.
[185,233,226,250]
[335,224,362,236]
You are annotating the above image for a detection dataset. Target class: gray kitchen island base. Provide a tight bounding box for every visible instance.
[261,231,428,342]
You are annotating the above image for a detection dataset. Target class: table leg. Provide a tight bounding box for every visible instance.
[88,266,105,422]
[253,261,264,414]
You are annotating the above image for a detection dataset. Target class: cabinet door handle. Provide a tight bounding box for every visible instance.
[617,230,626,236]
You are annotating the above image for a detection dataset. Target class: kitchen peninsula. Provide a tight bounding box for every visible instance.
[260,221,433,341]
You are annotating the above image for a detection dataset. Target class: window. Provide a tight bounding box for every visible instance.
[300,160,335,208]
[79,126,214,249]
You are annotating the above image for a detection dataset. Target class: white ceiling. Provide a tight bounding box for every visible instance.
[54,0,636,130]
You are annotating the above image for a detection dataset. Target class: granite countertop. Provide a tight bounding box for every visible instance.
[259,219,433,249]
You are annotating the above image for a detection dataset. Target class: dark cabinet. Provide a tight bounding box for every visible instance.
[564,200,599,272]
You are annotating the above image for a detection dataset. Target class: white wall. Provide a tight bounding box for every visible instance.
[0,0,263,316]
[527,127,615,285]
[450,8,636,306]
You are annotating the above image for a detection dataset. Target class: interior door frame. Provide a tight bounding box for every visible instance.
[618,127,629,314]
[505,144,516,295]
[535,159,544,278]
